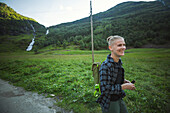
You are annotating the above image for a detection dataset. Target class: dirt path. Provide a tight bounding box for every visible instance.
[0,79,73,113]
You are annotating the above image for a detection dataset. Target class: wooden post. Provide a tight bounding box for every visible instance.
[90,0,94,63]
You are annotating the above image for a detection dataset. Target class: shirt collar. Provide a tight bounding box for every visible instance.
[107,54,123,65]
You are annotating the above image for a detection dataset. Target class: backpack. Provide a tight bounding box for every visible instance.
[92,62,101,97]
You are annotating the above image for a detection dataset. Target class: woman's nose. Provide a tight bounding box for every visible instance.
[123,46,126,50]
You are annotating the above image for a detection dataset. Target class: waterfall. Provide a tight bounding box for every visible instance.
[30,24,35,32]
[158,0,170,7]
[26,37,35,51]
[162,0,165,6]
[26,21,36,51]
[46,29,49,35]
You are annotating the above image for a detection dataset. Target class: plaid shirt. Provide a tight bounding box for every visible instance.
[96,54,126,112]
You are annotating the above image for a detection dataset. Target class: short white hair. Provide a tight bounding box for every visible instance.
[107,35,124,46]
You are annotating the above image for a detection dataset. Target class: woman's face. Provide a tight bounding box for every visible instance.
[109,39,126,57]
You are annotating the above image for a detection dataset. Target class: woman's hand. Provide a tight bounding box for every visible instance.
[121,83,136,90]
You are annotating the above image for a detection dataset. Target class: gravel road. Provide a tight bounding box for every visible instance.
[0,79,73,113]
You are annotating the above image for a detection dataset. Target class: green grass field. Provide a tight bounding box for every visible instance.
[0,48,169,113]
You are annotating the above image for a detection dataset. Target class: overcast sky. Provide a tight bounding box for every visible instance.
[0,0,156,27]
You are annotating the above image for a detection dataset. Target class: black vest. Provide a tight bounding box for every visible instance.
[110,62,124,101]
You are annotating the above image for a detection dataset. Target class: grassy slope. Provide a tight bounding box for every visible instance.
[0,48,169,113]
[0,34,46,52]
[0,34,33,52]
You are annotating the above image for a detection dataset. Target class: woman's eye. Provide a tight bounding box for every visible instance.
[117,44,126,47]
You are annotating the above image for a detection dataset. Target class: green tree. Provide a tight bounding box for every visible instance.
[80,40,85,50]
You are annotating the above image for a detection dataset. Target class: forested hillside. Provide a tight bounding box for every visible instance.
[0,1,170,51]
[0,2,46,35]
[41,0,170,50]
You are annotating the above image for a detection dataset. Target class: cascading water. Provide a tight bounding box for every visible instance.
[162,0,165,6]
[26,21,36,51]
[46,29,49,35]
[157,0,170,7]
[26,36,35,51]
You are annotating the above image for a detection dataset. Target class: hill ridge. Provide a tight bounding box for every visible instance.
[0,2,46,35]
[45,1,170,50]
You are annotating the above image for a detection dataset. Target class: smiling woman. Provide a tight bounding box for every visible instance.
[96,35,135,113]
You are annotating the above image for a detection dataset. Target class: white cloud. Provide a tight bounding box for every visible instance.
[59,5,73,11]
[59,5,64,10]
[66,6,73,11]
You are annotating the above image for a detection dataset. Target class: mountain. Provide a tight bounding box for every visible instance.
[0,2,46,35]
[44,0,170,49]
[0,2,47,52]
[0,1,170,51]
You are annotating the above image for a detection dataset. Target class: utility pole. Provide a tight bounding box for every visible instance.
[90,0,94,63]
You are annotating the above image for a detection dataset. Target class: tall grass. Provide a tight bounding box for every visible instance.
[0,48,169,113]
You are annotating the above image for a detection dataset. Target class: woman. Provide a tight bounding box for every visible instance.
[97,35,135,113]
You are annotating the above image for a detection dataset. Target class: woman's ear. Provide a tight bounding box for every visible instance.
[109,46,112,51]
